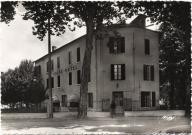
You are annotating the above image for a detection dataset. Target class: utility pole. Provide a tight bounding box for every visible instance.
[47,18,53,118]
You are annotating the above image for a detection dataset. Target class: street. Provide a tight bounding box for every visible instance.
[1,113,191,134]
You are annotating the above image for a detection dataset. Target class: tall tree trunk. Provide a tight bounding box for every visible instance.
[78,19,94,119]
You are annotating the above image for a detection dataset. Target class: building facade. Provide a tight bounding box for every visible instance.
[35,15,160,112]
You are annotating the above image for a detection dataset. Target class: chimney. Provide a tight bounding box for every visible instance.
[52,46,57,52]
[130,14,147,28]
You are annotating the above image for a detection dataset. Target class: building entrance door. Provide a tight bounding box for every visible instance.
[112,91,124,116]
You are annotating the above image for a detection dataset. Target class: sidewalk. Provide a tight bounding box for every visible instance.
[1,110,186,120]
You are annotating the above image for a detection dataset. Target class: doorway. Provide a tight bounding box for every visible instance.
[112,91,124,115]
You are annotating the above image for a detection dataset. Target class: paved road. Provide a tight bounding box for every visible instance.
[2,116,190,134]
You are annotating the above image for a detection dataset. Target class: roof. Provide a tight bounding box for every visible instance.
[35,35,86,63]
[35,15,158,63]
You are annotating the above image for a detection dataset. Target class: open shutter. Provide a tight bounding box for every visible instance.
[143,65,147,80]
[121,64,125,80]
[109,37,114,53]
[111,64,114,80]
[150,66,154,81]
[120,37,125,53]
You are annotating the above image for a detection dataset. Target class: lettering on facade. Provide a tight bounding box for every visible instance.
[53,69,63,75]
[64,65,78,72]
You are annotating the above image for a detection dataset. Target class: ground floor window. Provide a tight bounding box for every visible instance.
[88,93,93,108]
[141,92,150,107]
[61,95,67,107]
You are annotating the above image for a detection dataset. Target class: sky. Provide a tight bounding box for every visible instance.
[0,7,159,73]
[0,14,86,72]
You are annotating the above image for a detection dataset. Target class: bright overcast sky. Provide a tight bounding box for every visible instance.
[0,13,86,72]
[0,7,159,73]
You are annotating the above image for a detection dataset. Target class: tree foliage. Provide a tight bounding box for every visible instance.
[0,1,18,24]
[1,60,46,108]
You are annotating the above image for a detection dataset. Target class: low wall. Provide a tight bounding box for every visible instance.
[125,110,185,117]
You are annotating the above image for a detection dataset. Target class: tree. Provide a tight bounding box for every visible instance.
[1,69,22,108]
[1,60,46,110]
[134,2,191,115]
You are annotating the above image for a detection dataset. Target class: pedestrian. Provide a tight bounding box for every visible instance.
[110,100,116,118]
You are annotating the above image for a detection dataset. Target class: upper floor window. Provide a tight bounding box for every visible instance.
[145,39,150,55]
[68,51,72,65]
[143,65,154,81]
[69,72,72,85]
[111,64,125,80]
[57,75,60,87]
[57,57,60,68]
[108,37,125,54]
[77,47,80,62]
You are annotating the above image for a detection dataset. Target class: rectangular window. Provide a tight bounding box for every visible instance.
[143,65,154,81]
[77,70,81,84]
[108,37,125,53]
[69,72,72,85]
[61,95,67,107]
[51,77,54,88]
[88,93,93,108]
[152,92,156,107]
[77,47,80,62]
[145,39,150,55]
[57,76,60,87]
[68,51,71,65]
[46,62,48,72]
[111,64,125,80]
[141,92,150,107]
[57,57,60,68]
[47,77,54,88]
[51,60,54,70]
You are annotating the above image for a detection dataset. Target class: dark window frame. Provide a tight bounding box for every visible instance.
[77,47,80,62]
[143,65,154,81]
[111,64,125,80]
[145,39,150,55]
[69,72,72,85]
[108,37,125,54]
[141,91,151,107]
[57,75,60,87]
[57,57,60,69]
[88,93,93,108]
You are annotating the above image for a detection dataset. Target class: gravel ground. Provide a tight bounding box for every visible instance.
[1,114,190,134]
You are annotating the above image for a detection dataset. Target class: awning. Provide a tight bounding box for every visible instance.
[68,94,79,102]
[52,95,60,103]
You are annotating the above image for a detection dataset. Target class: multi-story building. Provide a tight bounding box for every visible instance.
[35,15,159,112]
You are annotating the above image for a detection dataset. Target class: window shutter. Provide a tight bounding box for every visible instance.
[39,66,41,75]
[150,66,154,81]
[121,37,125,53]
[121,64,125,80]
[111,64,114,80]
[109,37,114,53]
[143,65,147,80]
[51,77,54,88]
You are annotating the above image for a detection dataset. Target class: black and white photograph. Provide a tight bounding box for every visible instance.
[0,1,191,134]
